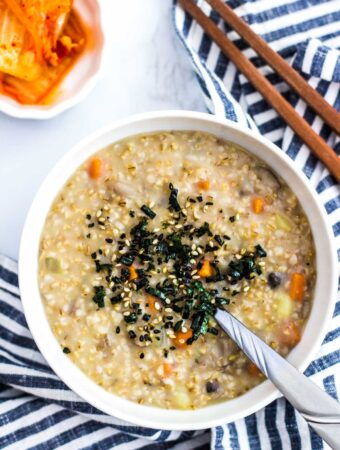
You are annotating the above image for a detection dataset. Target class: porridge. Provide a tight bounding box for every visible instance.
[39,131,315,409]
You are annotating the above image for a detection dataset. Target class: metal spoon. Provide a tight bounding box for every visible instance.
[215,308,340,450]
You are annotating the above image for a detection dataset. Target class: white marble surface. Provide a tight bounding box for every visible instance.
[0,0,206,260]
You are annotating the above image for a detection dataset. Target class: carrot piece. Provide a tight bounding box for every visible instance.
[251,196,265,214]
[280,321,301,347]
[248,362,261,377]
[289,273,305,302]
[128,266,138,281]
[198,260,213,278]
[197,180,210,190]
[88,157,102,179]
[173,329,193,349]
[162,363,172,377]
[147,295,160,315]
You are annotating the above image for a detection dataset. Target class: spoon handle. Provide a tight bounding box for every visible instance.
[215,309,340,450]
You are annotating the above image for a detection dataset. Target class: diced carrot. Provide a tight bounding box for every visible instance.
[173,329,193,349]
[128,266,138,281]
[147,295,160,315]
[248,362,261,376]
[251,196,265,214]
[162,363,172,377]
[198,260,214,278]
[88,157,102,179]
[280,321,301,347]
[289,273,305,302]
[197,180,210,190]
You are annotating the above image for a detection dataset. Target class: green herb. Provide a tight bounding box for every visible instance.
[124,313,138,324]
[255,244,267,258]
[119,255,134,266]
[168,183,181,212]
[141,205,156,219]
[92,286,105,308]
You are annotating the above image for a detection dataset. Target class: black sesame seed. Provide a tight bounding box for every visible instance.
[63,347,71,354]
[208,327,219,336]
[197,195,203,202]
[116,326,120,334]
[86,214,91,220]
[206,380,219,393]
[105,238,113,243]
[229,216,236,223]
[214,235,224,246]
[142,313,151,322]
[267,272,282,289]
[139,352,145,359]
[128,330,137,339]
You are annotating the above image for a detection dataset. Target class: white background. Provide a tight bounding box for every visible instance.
[0,0,206,260]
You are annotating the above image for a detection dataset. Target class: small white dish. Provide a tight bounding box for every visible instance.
[19,111,338,430]
[0,0,105,120]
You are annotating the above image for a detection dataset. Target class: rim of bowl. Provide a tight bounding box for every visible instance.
[19,110,338,430]
[0,0,106,120]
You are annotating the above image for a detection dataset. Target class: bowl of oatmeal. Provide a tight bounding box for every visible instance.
[19,111,337,430]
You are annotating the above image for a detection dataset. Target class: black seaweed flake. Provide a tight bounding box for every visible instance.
[141,205,156,219]
[92,286,106,308]
[124,313,138,324]
[168,183,181,212]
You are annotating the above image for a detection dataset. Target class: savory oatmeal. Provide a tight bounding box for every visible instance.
[39,131,315,409]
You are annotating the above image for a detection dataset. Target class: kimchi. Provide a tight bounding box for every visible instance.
[0,0,86,104]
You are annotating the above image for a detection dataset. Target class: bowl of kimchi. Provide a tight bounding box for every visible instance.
[0,0,105,119]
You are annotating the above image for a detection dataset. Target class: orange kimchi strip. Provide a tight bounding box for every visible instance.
[0,0,41,80]
[0,10,86,104]
[4,0,72,65]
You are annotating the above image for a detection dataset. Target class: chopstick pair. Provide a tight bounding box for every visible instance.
[179,0,340,182]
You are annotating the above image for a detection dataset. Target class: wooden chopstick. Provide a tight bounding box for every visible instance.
[179,0,340,182]
[206,0,340,136]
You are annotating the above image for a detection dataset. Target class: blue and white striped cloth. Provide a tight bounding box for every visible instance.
[0,1,339,449]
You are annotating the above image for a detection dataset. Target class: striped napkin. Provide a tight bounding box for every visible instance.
[0,1,339,450]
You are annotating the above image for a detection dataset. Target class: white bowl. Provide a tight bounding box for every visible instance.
[0,0,105,120]
[19,111,338,430]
